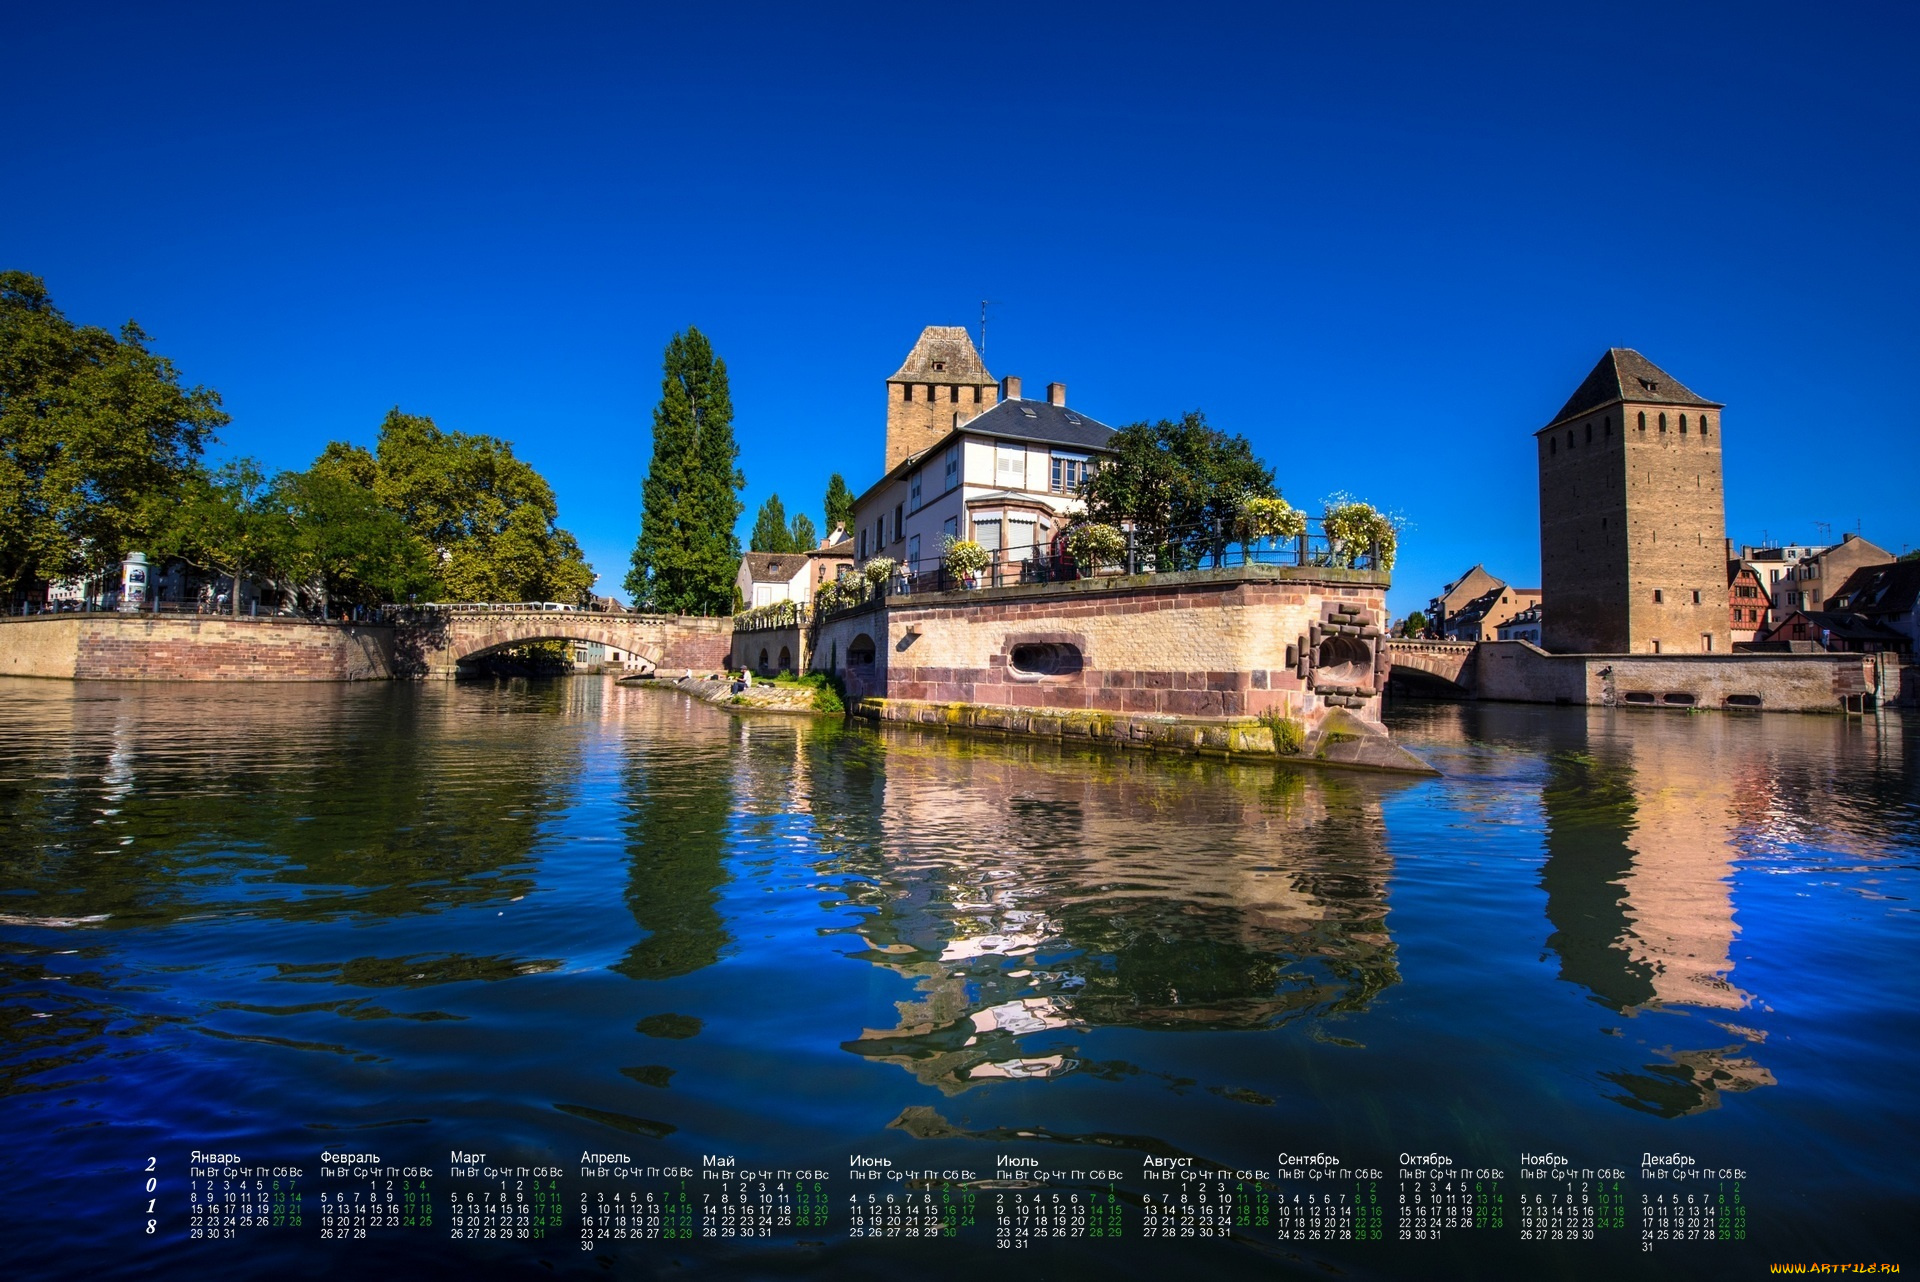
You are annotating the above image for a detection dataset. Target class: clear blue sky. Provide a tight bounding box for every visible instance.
[6,2,1915,611]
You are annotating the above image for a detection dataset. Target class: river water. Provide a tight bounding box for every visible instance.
[1,676,1914,1279]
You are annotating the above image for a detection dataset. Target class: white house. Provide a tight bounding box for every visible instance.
[1496,604,1543,644]
[850,375,1115,581]
[734,536,855,610]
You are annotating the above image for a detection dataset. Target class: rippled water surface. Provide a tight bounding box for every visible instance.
[1,677,1915,1278]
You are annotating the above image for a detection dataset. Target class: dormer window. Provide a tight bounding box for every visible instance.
[932,361,945,372]
[1638,377,1659,391]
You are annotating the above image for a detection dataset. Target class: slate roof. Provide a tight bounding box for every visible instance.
[738,552,807,583]
[955,398,1116,453]
[1827,559,1920,616]
[1446,586,1509,631]
[888,326,994,384]
[1544,349,1722,430]
[1773,610,1910,646]
[853,398,1117,506]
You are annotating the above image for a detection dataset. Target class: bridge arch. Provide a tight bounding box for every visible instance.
[1383,640,1477,698]
[393,609,733,679]
[455,630,662,673]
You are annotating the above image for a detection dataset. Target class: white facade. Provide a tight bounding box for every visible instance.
[852,431,1103,579]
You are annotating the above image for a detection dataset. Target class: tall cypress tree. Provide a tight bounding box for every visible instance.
[750,494,792,552]
[626,328,743,612]
[788,511,816,550]
[823,474,854,540]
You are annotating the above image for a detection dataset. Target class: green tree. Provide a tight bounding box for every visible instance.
[789,511,816,550]
[154,460,291,616]
[626,328,742,613]
[0,271,228,599]
[1400,610,1429,637]
[750,493,794,552]
[1901,548,1919,562]
[1080,411,1277,569]
[823,473,854,539]
[273,466,435,608]
[347,410,593,603]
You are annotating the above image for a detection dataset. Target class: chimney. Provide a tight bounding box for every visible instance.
[1046,382,1066,406]
[1001,375,1021,401]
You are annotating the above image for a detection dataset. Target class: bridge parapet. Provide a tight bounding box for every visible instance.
[1384,638,1477,691]
[389,608,732,678]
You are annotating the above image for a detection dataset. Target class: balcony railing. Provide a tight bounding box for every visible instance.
[873,516,1384,598]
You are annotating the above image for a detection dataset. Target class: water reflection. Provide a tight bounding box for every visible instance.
[0,679,584,1096]
[804,731,1404,1092]
[614,691,737,981]
[1407,701,1917,1118]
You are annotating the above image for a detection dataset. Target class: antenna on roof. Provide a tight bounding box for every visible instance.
[1814,521,1832,543]
[979,299,998,363]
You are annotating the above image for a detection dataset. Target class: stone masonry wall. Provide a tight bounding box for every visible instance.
[1473,639,1873,712]
[0,615,395,681]
[859,566,1392,734]
[732,622,804,674]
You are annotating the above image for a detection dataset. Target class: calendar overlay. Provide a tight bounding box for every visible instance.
[164,1144,1747,1255]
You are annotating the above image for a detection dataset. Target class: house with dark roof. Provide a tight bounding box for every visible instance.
[1440,583,1542,642]
[1761,609,1910,655]
[1764,533,1893,626]
[1496,603,1543,644]
[1426,565,1505,636]
[850,329,1117,579]
[1825,559,1920,652]
[733,535,854,610]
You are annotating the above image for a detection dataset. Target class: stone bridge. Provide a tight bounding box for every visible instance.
[391,609,734,678]
[1383,639,1477,694]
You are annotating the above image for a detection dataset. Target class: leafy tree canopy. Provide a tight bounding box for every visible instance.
[1401,610,1429,637]
[152,460,287,615]
[0,270,228,596]
[1080,411,1276,568]
[346,410,593,603]
[273,467,435,607]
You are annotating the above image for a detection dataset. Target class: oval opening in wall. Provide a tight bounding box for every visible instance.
[1009,642,1083,678]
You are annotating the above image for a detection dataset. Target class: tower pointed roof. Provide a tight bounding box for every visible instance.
[1544,348,1721,430]
[888,325,994,384]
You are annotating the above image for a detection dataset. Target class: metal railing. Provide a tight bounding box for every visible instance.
[876,517,1384,598]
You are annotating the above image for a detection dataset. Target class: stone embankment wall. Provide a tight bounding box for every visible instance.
[0,615,395,681]
[730,621,805,675]
[805,565,1435,772]
[1473,639,1878,712]
[868,566,1389,727]
[811,600,890,701]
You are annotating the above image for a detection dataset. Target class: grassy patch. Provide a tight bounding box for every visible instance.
[1257,709,1305,755]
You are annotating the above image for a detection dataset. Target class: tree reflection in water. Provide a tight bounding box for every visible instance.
[611,692,738,982]
[0,679,583,1093]
[803,729,1404,1093]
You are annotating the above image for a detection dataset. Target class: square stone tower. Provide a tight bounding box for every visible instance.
[885,326,998,472]
[1536,349,1731,655]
